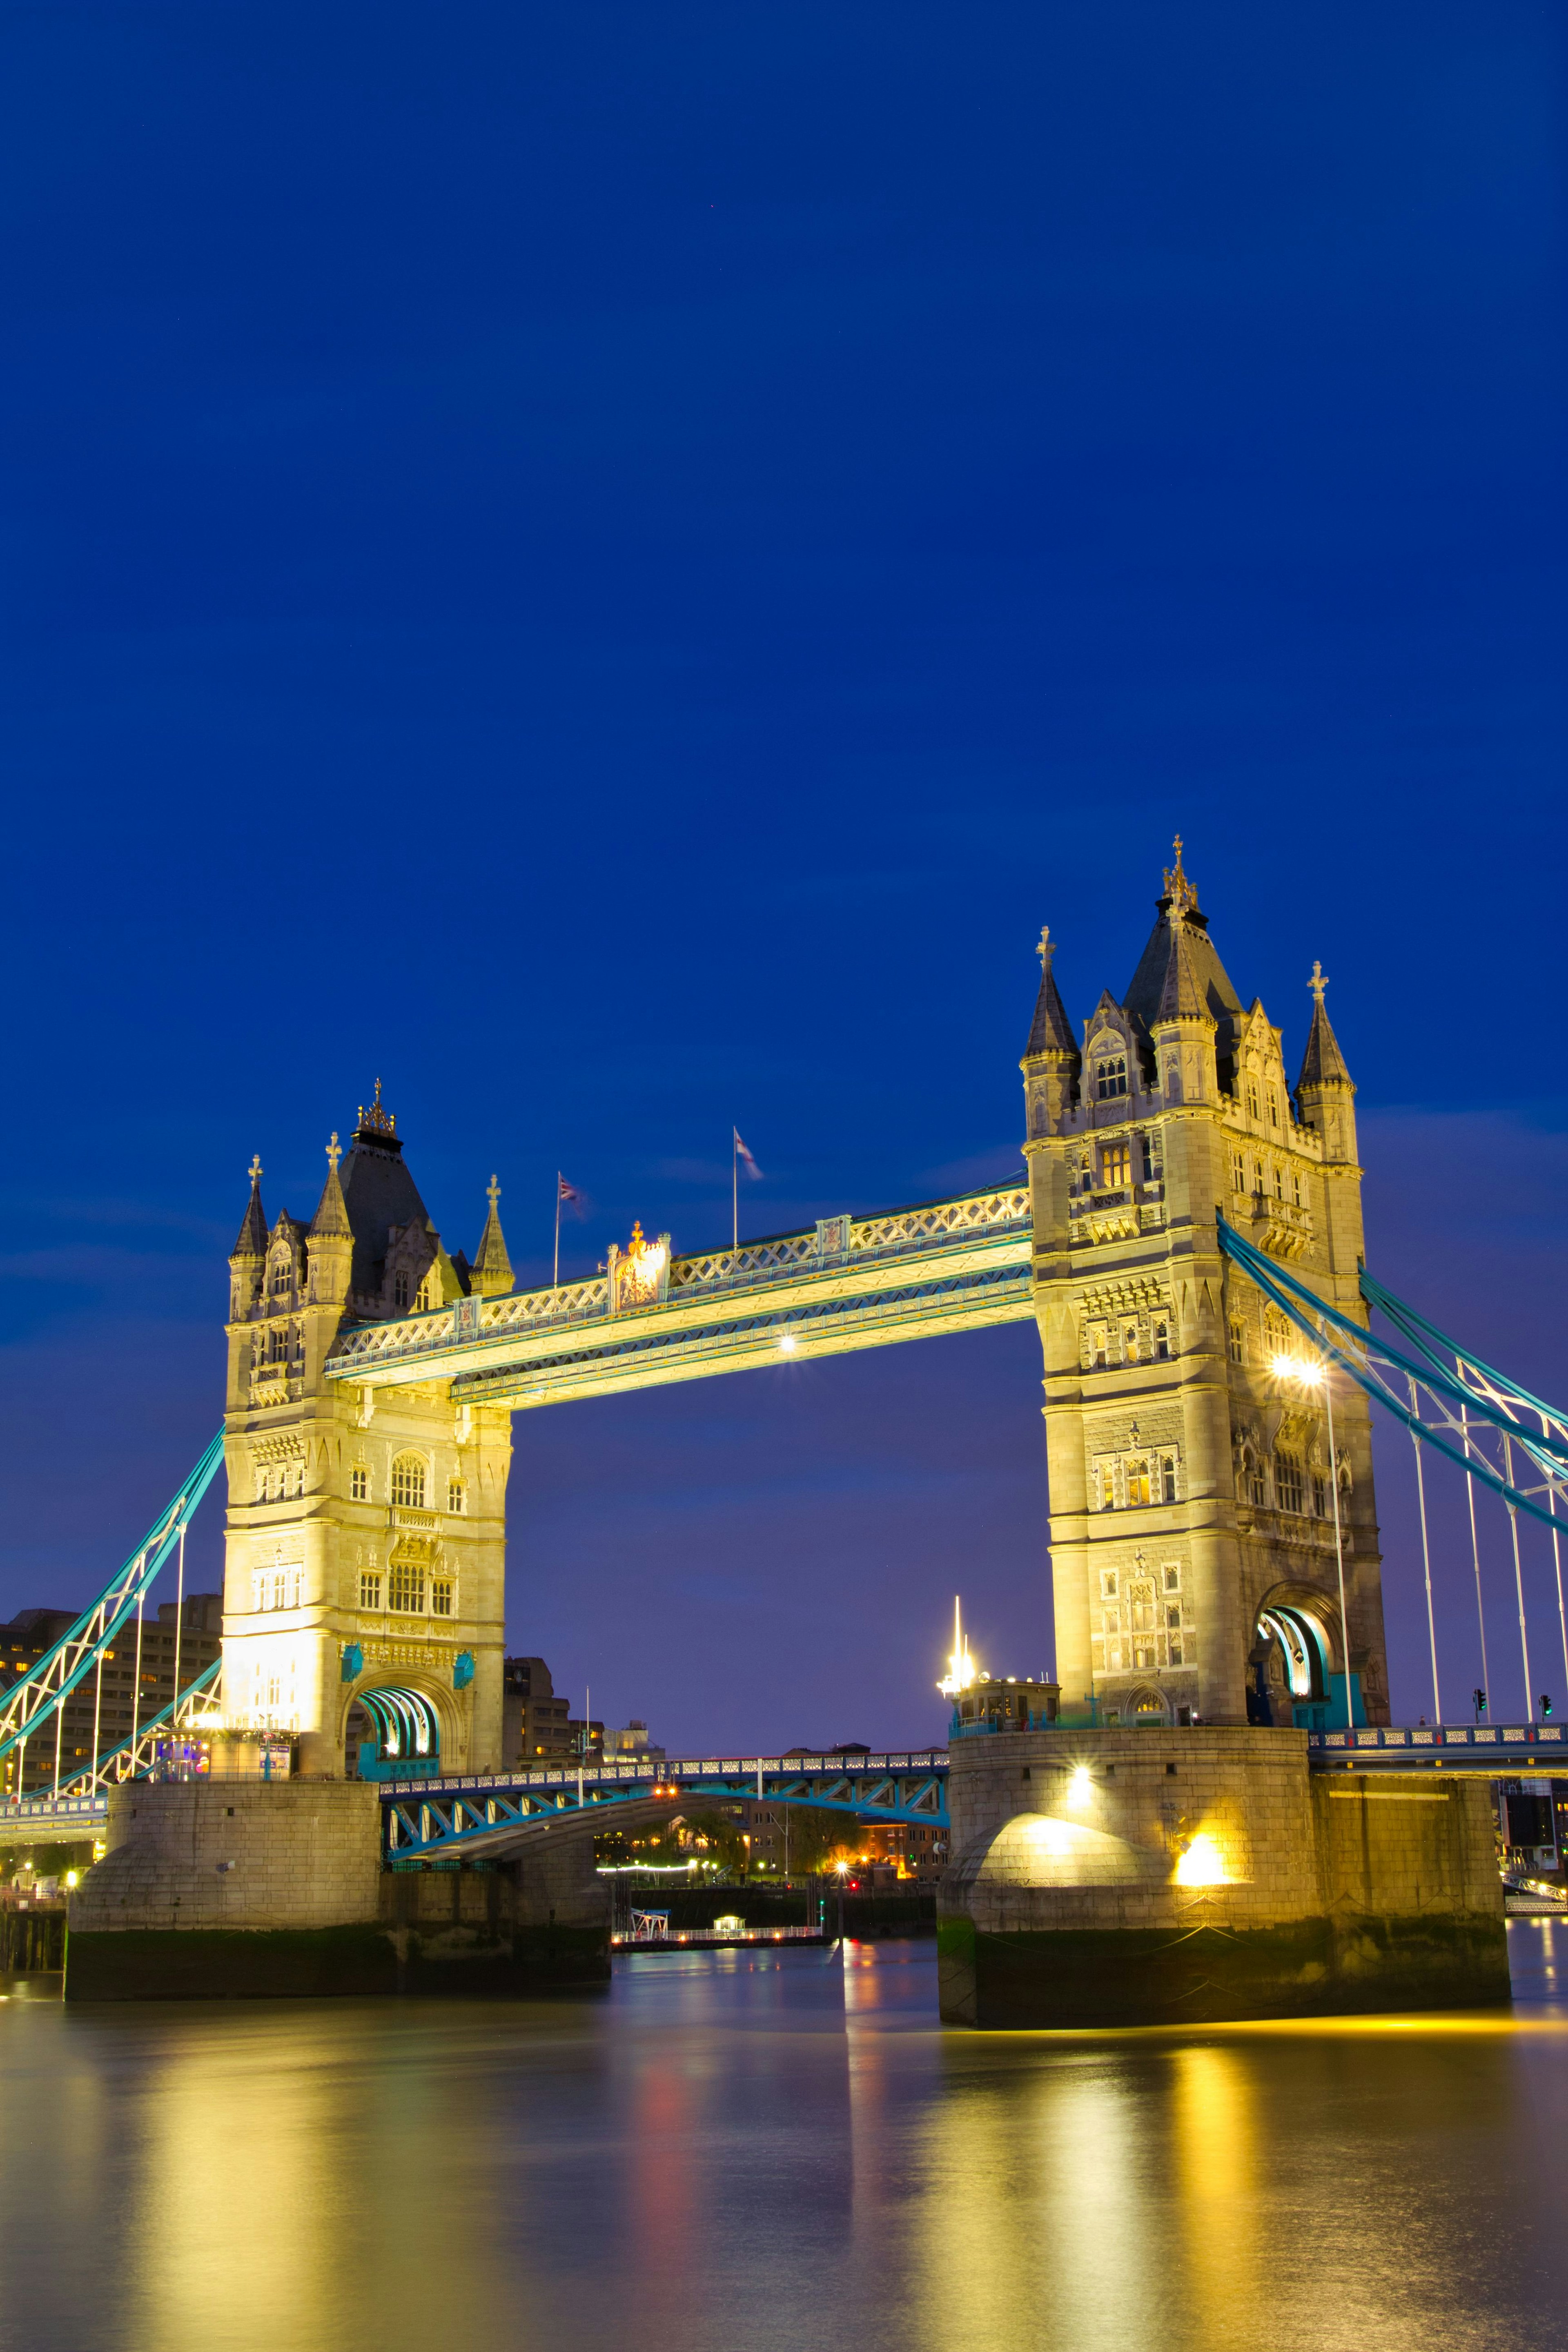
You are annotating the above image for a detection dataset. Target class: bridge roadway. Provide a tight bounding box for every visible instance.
[6,1724,1563,1851]
[322,1183,1035,1409]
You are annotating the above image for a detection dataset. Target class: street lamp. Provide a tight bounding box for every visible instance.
[834,1857,849,1951]
[1272,1352,1355,1732]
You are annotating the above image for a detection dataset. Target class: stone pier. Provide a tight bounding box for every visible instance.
[938,1726,1509,2028]
[65,1780,609,2000]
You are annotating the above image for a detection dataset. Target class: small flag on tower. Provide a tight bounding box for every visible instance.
[733,1130,763,1180]
[559,1174,584,1207]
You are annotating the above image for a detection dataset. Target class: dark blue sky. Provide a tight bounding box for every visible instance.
[1,0,1564,1747]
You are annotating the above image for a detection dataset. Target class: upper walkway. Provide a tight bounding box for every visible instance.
[322,1185,1034,1408]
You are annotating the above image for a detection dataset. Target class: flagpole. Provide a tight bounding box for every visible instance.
[732,1131,738,1254]
[554,1173,561,1290]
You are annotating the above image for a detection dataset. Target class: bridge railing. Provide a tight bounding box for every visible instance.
[326,1185,1031,1377]
[1310,1723,1568,1758]
[379,1749,949,1799]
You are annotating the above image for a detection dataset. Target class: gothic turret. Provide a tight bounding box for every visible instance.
[1020,926,1081,1137]
[306,1134,353,1306]
[469,1176,514,1298]
[1295,961,1357,1165]
[228,1156,268,1318]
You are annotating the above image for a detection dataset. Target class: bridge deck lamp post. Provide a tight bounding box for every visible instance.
[1272,1353,1355,1733]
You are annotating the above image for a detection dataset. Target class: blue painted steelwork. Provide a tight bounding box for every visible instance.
[0,1432,226,1766]
[356,1687,441,1783]
[380,1749,949,1861]
[1217,1215,1568,1532]
[1307,1722,1568,1774]
[53,1657,224,1797]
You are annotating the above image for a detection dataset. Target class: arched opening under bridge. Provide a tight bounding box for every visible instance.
[1250,1599,1335,1729]
[347,1686,443,1781]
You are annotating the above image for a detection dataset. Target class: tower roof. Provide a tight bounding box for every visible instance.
[1154,898,1211,1023]
[470,1175,514,1297]
[230,1157,268,1261]
[1297,962,1354,1091]
[1023,926,1080,1059]
[309,1133,352,1239]
[1123,839,1243,1068]
[339,1083,434,1298]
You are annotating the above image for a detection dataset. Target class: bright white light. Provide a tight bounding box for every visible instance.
[778,1334,797,1354]
[1174,1833,1229,1886]
[1066,1766,1093,1805]
[1272,1354,1324,1387]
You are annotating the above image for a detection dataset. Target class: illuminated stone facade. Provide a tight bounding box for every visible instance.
[223,1095,513,1777]
[1022,845,1388,1728]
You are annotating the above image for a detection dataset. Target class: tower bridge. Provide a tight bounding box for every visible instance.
[15,840,1561,2019]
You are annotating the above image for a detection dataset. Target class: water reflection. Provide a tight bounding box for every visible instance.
[0,1931,1564,2352]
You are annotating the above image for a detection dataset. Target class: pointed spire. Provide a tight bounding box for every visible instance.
[1297,961,1354,1091]
[1154,895,1211,1025]
[470,1174,514,1298]
[309,1132,352,1238]
[1024,925,1079,1058]
[230,1154,269,1261]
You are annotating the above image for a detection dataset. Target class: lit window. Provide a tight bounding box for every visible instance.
[1098,1465,1116,1509]
[1127,1459,1152,1507]
[388,1559,426,1613]
[359,1570,383,1611]
[1276,1455,1305,1513]
[430,1576,454,1618]
[391,1454,427,1509]
[1123,1325,1140,1363]
[1095,1054,1128,1100]
[393,1272,410,1310]
[447,1479,465,1514]
[1087,1323,1109,1369]
[350,1464,369,1502]
[1102,1143,1130,1190]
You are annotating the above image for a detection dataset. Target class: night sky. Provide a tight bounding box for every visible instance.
[1,2,1563,1750]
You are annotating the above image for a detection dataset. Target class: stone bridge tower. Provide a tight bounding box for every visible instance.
[222,1089,514,1777]
[1022,844,1387,1729]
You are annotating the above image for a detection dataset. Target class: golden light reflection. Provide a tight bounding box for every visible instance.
[1173,2045,1260,2325]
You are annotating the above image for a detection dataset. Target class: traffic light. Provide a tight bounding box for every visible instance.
[1542,1694,1555,1720]
[1473,1688,1488,1719]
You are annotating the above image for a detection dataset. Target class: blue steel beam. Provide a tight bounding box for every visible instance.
[380,1750,950,1861]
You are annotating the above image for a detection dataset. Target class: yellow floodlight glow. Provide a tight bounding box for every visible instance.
[1272,1354,1324,1388]
[1066,1765,1093,1805]
[937,1595,984,1697]
[1174,1833,1229,1886]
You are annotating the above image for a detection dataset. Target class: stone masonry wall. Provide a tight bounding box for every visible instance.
[69,1780,383,1934]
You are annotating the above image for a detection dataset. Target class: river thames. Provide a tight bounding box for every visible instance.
[1,1926,1566,2351]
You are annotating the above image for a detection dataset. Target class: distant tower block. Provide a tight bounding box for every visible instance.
[222,1097,515,1777]
[1021,843,1386,1730]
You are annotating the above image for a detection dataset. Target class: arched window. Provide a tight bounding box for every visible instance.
[392,1272,410,1311]
[1246,1081,1260,1119]
[1232,1153,1247,1195]
[1272,1163,1285,1200]
[1160,1453,1178,1502]
[1123,1325,1140,1363]
[391,1454,427,1509]
[271,1259,292,1296]
[1101,1142,1130,1190]
[350,1463,369,1502]
[447,1478,465,1515]
[1267,1089,1280,1128]
[1095,1054,1128,1100]
[1228,1319,1245,1365]
[1127,1458,1152,1507]
[414,1274,434,1312]
[1154,1321,1170,1361]
[1292,1170,1305,1208]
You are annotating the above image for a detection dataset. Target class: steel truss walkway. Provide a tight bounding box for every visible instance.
[323,1185,1034,1410]
[381,1749,951,1863]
